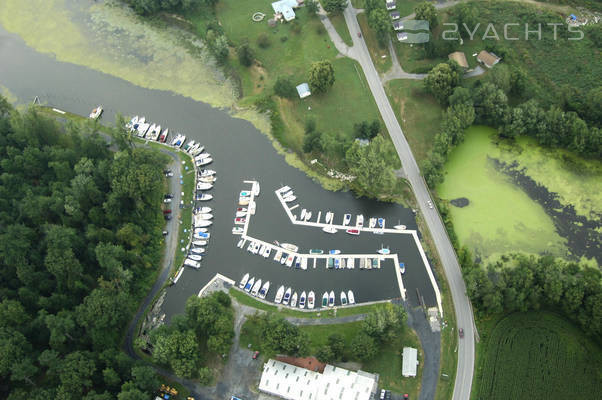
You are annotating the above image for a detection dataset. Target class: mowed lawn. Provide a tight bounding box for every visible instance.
[213,0,381,152]
[474,312,602,400]
[385,79,443,162]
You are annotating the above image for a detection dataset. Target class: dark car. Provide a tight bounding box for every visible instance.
[164,194,174,199]
[164,215,172,221]
[252,351,259,360]
[459,328,464,338]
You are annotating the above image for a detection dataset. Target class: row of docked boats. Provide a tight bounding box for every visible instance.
[231,182,260,234]
[239,273,270,299]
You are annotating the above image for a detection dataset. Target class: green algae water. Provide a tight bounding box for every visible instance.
[438,127,568,261]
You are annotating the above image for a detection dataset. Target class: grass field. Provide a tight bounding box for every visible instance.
[385,79,443,162]
[357,13,392,74]
[239,317,423,397]
[330,13,353,46]
[473,311,602,400]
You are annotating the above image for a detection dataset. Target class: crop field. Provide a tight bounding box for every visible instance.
[475,312,602,400]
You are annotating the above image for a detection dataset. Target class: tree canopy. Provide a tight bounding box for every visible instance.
[308,60,336,94]
[346,135,398,198]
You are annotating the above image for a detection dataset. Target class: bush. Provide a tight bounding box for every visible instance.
[237,43,254,67]
[257,33,271,48]
[280,36,288,42]
[290,21,302,34]
[274,77,297,99]
[316,24,326,35]
[197,367,213,385]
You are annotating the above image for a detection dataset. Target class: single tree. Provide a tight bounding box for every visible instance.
[274,77,297,99]
[414,2,438,28]
[345,135,397,197]
[308,60,336,94]
[237,43,254,67]
[424,62,462,105]
[323,0,347,14]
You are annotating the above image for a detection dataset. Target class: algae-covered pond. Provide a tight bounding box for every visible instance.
[438,126,601,264]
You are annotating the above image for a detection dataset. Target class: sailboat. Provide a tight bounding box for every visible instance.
[274,286,285,304]
[307,291,315,309]
[340,291,348,306]
[299,291,307,309]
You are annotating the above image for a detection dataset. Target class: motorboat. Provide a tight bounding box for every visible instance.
[340,291,348,306]
[192,240,207,246]
[183,140,195,152]
[259,245,266,255]
[199,176,216,183]
[239,197,250,206]
[304,211,312,221]
[175,135,186,148]
[372,258,379,269]
[194,231,210,239]
[196,220,212,228]
[239,273,250,289]
[307,291,315,309]
[301,257,307,270]
[377,246,391,255]
[300,209,306,221]
[252,243,261,255]
[259,281,270,299]
[199,169,215,177]
[232,227,244,235]
[190,247,205,254]
[244,277,255,292]
[309,249,323,254]
[356,215,364,227]
[171,133,182,146]
[334,258,340,269]
[128,115,138,128]
[347,258,354,269]
[365,258,372,269]
[294,257,301,269]
[274,249,283,262]
[399,262,406,274]
[378,218,385,229]
[346,228,360,235]
[274,286,285,304]
[263,247,271,258]
[341,259,346,269]
[359,258,365,269]
[159,128,169,143]
[184,258,200,269]
[235,211,247,218]
[322,226,337,234]
[195,207,212,214]
[348,290,355,304]
[321,292,329,308]
[369,218,377,228]
[196,158,212,166]
[147,123,156,138]
[343,214,351,226]
[329,249,341,255]
[137,122,150,137]
[299,291,306,309]
[196,193,213,201]
[190,146,205,155]
[194,228,208,233]
[280,254,287,265]
[89,106,103,119]
[251,279,262,296]
[327,258,334,269]
[281,243,299,252]
[197,213,213,220]
[279,185,291,193]
[281,190,293,198]
[188,254,202,261]
[394,224,406,230]
[236,207,247,212]
[188,142,200,153]
[328,291,335,307]
[195,152,211,160]
[234,217,246,225]
[284,195,296,202]
[196,182,213,191]
[286,254,294,267]
[325,211,333,224]
[282,288,292,305]
[150,124,161,140]
[291,292,298,307]
[251,182,260,196]
[240,190,252,198]
[247,242,255,252]
[237,239,245,248]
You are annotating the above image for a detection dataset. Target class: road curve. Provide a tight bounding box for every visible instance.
[322,5,476,400]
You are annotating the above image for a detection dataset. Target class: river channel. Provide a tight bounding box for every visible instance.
[0,23,438,319]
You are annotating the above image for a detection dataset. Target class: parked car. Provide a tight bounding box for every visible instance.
[459,328,464,338]
[164,194,174,199]
[163,209,172,214]
[162,231,168,236]
[164,170,173,177]
[163,198,172,203]
[403,394,409,399]
[164,215,172,221]
[380,390,385,400]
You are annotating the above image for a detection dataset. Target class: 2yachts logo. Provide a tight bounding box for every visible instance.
[441,23,584,41]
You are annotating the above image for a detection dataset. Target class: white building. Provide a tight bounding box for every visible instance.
[272,0,301,22]
[259,359,378,400]
[402,347,418,377]
[296,83,311,99]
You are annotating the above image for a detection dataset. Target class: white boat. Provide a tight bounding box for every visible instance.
[285,254,295,267]
[394,224,406,230]
[294,256,301,269]
[240,190,252,198]
[199,169,215,177]
[232,227,244,235]
[340,291,348,306]
[347,258,354,269]
[284,195,296,202]
[253,243,261,254]
[128,115,139,127]
[280,253,287,265]
[348,290,355,305]
[325,211,333,224]
[194,231,210,239]
[159,128,169,143]
[196,193,213,201]
[259,245,266,255]
[195,207,212,214]
[237,238,245,248]
[137,122,150,137]
[192,240,207,246]
[263,247,271,258]
[196,158,212,166]
[279,185,291,193]
[399,262,406,274]
[251,279,262,296]
[356,215,364,227]
[307,291,315,309]
[247,242,255,252]
[197,213,213,220]
[188,254,202,261]
[184,258,200,269]
[194,228,208,233]
[281,243,299,252]
[328,291,335,307]
[281,190,294,198]
[259,281,270,299]
[300,209,307,221]
[274,249,283,262]
[195,152,211,160]
[239,273,250,289]
[369,218,377,228]
[183,140,195,152]
[199,176,216,183]
[175,135,186,148]
[322,226,337,234]
[196,182,213,191]
[301,257,307,270]
[305,211,312,221]
[377,246,391,255]
[239,197,250,206]
[343,214,351,226]
[147,123,156,138]
[291,292,298,307]
[282,288,292,305]
[235,211,247,218]
[252,182,260,196]
[329,249,341,255]
[150,124,161,140]
[190,247,205,254]
[89,106,103,119]
[321,292,329,308]
[191,146,205,155]
[234,217,246,225]
[244,277,255,292]
[299,291,306,309]
[196,220,212,228]
[171,134,183,146]
[274,285,285,304]
[188,142,200,153]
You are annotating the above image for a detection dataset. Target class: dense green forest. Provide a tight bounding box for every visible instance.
[0,97,170,399]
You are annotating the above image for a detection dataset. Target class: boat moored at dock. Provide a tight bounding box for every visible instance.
[239,273,250,289]
[308,291,315,309]
[274,286,285,304]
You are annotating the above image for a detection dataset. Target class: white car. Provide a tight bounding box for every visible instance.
[427,200,433,209]
[163,198,172,203]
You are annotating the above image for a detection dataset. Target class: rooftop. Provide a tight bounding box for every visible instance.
[402,347,419,377]
[477,50,501,68]
[448,51,469,69]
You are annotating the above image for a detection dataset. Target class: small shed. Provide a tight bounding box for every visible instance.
[386,1,396,10]
[448,51,469,69]
[296,83,311,99]
[476,50,501,68]
[392,20,404,31]
[396,32,408,41]
[402,347,419,377]
[390,11,401,20]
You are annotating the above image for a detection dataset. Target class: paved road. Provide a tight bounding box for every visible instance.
[320,5,476,400]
